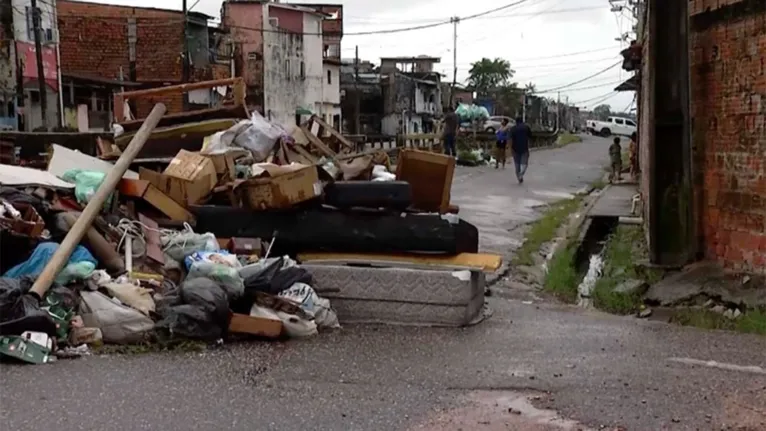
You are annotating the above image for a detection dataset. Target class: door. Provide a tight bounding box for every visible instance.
[613,117,626,135]
[625,118,637,134]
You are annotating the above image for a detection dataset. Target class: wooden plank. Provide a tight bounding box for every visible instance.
[228,313,283,338]
[312,115,354,150]
[143,185,196,223]
[289,143,320,165]
[297,252,502,272]
[300,126,337,158]
[138,213,165,264]
[118,78,243,99]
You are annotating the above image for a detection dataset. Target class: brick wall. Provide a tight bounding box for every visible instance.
[58,1,185,82]
[689,0,766,271]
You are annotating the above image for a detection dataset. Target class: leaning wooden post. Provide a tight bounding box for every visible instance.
[29,103,167,298]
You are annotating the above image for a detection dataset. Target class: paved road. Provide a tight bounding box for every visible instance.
[2,136,765,431]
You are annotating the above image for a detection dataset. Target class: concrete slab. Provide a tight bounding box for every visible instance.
[587,183,638,218]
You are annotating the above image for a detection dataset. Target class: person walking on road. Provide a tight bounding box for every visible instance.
[495,118,510,169]
[443,106,459,157]
[509,116,532,183]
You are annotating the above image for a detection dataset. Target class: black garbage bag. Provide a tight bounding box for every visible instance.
[242,258,312,295]
[155,304,225,341]
[0,277,57,337]
[155,278,230,341]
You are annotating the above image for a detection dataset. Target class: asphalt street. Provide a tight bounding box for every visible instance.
[2,135,764,431]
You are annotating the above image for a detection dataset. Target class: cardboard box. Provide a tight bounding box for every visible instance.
[205,149,250,181]
[118,178,195,223]
[395,149,455,213]
[228,313,283,338]
[241,163,325,210]
[139,150,217,206]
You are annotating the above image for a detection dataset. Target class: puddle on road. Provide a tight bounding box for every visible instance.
[412,391,595,431]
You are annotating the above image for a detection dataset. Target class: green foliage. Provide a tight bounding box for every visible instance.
[467,58,514,96]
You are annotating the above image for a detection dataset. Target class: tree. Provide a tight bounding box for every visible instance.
[467,58,514,96]
[593,104,612,121]
[495,83,523,117]
[524,82,537,94]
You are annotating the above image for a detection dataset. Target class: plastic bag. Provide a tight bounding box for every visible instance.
[79,291,154,344]
[232,112,285,162]
[186,261,244,300]
[60,169,111,206]
[184,250,241,271]
[155,278,230,341]
[275,310,318,338]
[161,231,219,263]
[372,165,396,182]
[0,277,58,337]
[4,242,97,279]
[56,261,96,285]
[103,283,156,316]
[278,282,339,329]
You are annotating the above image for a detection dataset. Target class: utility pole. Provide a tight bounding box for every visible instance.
[555,91,560,131]
[354,45,360,135]
[521,92,526,123]
[182,0,190,110]
[31,0,48,130]
[449,16,459,107]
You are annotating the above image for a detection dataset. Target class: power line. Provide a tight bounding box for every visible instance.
[534,61,621,93]
[342,4,605,25]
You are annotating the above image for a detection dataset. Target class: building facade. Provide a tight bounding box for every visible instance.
[380,56,442,136]
[223,0,331,129]
[57,0,230,127]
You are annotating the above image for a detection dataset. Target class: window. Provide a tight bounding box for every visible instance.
[269,17,279,28]
[626,119,636,127]
[614,118,624,125]
[285,60,291,77]
[327,69,332,85]
[300,62,305,79]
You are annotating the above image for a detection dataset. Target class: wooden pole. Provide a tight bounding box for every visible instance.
[29,103,167,298]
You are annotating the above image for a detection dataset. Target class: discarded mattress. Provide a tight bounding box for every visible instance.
[303,263,485,327]
[191,206,479,255]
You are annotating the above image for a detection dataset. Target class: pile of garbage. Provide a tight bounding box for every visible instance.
[0,100,468,364]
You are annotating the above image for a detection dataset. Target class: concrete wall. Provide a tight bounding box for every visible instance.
[223,2,264,105]
[689,0,766,271]
[12,0,57,44]
[382,112,422,136]
[322,63,340,105]
[302,12,323,117]
[263,9,304,128]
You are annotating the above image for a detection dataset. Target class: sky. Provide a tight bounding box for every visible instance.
[82,0,638,113]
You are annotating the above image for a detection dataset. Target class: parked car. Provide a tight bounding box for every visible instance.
[586,116,637,137]
[483,116,512,133]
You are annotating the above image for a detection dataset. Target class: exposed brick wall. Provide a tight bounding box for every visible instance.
[58,1,184,82]
[689,0,766,271]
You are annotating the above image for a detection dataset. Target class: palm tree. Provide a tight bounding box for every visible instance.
[467,58,515,96]
[524,82,537,94]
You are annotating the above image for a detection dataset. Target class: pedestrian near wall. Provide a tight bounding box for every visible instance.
[509,116,532,183]
[442,105,459,157]
[495,118,510,169]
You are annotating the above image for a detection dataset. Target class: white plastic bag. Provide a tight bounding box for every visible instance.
[278,282,340,329]
[233,112,285,162]
[372,165,396,181]
[161,231,219,263]
[103,283,156,316]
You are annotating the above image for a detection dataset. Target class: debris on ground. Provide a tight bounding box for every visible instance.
[0,79,502,364]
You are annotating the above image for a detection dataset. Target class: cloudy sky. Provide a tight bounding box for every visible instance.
[88,0,637,112]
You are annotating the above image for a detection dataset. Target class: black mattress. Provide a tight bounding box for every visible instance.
[191,206,478,255]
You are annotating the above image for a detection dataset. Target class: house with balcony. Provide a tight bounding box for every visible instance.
[380,56,442,136]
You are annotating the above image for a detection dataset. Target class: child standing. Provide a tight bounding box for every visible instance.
[495,118,510,169]
[609,136,622,183]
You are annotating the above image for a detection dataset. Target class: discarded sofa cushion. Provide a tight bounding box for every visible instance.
[324,181,412,210]
[191,207,479,255]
